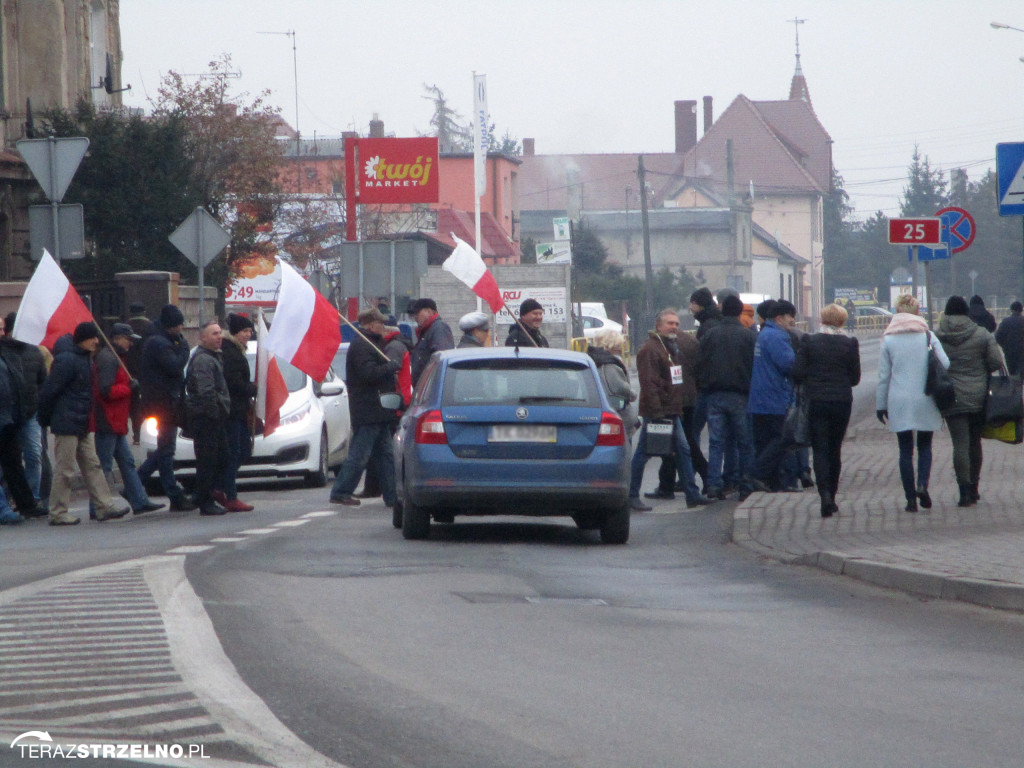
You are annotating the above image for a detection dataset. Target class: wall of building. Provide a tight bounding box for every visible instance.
[435,155,519,242]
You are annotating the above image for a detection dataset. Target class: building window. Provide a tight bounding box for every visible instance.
[779,274,785,300]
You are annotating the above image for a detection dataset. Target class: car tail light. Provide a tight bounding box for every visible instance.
[596,412,625,446]
[414,410,447,444]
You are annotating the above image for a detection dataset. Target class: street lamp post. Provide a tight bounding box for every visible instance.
[991,21,1024,298]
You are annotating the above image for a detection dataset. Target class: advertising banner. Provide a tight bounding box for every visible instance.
[496,287,568,325]
[353,137,439,204]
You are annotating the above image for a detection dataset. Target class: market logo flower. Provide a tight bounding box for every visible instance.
[364,156,382,179]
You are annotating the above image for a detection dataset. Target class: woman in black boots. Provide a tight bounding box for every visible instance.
[791,303,861,517]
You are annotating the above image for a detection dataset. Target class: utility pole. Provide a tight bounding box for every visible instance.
[638,155,654,321]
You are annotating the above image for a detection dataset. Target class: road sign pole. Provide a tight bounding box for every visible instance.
[196,209,206,325]
[911,245,918,306]
[924,260,934,330]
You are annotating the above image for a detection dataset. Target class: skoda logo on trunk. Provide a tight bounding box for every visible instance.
[515,407,528,420]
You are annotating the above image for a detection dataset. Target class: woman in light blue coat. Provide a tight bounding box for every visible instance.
[876,294,949,511]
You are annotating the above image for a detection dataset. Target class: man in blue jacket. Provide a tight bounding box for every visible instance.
[747,300,797,491]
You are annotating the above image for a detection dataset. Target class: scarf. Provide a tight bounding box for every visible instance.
[883,312,928,335]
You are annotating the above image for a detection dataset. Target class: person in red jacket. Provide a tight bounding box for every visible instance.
[93,324,164,518]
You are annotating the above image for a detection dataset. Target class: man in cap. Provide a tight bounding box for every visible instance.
[330,307,402,507]
[137,304,195,511]
[184,321,231,516]
[408,298,454,386]
[215,314,257,512]
[506,298,549,347]
[93,323,163,518]
[37,322,131,525]
[457,311,490,348]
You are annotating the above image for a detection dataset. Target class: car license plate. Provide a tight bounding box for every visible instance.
[488,424,557,443]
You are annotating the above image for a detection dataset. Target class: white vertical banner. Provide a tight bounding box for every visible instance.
[473,73,489,198]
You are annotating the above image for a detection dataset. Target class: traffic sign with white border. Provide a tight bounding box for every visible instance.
[996,142,1024,216]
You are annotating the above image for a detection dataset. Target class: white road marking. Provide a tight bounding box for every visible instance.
[165,545,216,554]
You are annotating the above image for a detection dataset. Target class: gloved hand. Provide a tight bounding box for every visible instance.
[129,378,140,391]
[876,409,888,425]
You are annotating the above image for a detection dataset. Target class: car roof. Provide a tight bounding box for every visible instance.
[436,347,594,365]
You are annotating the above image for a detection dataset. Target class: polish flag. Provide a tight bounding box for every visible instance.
[12,249,93,349]
[442,235,503,313]
[255,313,289,438]
[265,258,341,382]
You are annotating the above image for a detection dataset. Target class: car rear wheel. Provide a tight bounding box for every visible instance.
[572,512,602,530]
[599,505,630,544]
[402,499,430,540]
[304,430,329,488]
[392,500,403,529]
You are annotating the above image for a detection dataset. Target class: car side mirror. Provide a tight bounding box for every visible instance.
[379,392,403,410]
[319,380,344,397]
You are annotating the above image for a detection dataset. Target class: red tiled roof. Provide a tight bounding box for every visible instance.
[427,208,516,260]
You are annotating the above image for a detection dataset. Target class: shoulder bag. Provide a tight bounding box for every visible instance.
[924,332,956,411]
[985,368,1023,424]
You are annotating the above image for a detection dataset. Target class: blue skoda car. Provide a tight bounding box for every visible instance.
[393,347,631,543]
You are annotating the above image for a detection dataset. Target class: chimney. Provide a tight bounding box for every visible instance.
[674,100,698,154]
[523,138,535,156]
[369,113,385,138]
[703,96,713,134]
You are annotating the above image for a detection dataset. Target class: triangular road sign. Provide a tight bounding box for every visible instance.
[16,137,89,203]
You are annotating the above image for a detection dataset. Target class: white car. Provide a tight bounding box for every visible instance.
[581,314,624,339]
[141,341,351,488]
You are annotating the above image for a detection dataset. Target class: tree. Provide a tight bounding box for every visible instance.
[422,83,471,153]
[900,145,948,217]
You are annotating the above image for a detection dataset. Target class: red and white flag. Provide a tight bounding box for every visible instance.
[265,258,341,382]
[255,312,289,438]
[12,249,93,349]
[442,235,503,313]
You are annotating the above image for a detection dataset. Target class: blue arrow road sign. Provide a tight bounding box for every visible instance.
[996,142,1024,216]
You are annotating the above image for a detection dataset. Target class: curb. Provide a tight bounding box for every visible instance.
[730,508,1024,613]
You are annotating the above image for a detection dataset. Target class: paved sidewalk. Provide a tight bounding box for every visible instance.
[731,418,1024,612]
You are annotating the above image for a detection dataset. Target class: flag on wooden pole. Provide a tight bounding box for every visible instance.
[442,235,503,314]
[264,258,341,381]
[11,249,93,349]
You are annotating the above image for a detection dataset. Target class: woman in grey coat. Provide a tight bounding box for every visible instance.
[936,295,1005,507]
[586,329,638,442]
[876,294,948,511]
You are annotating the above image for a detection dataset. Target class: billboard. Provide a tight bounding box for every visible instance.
[352,137,439,204]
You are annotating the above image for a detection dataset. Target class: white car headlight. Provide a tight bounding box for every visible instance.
[279,402,312,427]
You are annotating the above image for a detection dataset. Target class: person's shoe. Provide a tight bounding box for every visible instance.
[0,509,25,525]
[905,496,918,512]
[628,497,651,512]
[48,512,80,526]
[800,471,816,488]
[224,499,254,512]
[134,501,165,514]
[957,483,975,508]
[969,481,980,503]
[169,496,197,512]
[746,476,773,494]
[96,505,131,522]
[643,488,675,500]
[199,503,227,516]
[330,495,361,506]
[916,487,932,509]
[686,495,712,508]
[211,490,228,506]
[353,489,379,499]
[737,488,753,502]
[706,487,726,501]
[21,504,48,519]
[820,494,834,518]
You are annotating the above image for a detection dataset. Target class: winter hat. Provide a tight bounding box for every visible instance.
[755,300,776,322]
[73,321,100,344]
[519,298,543,316]
[773,299,797,318]
[944,295,969,316]
[407,298,437,314]
[721,294,743,318]
[110,322,140,340]
[128,302,146,315]
[159,304,185,328]
[458,311,489,332]
[227,313,255,336]
[689,287,715,310]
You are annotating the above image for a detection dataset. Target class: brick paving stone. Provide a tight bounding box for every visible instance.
[731,419,1024,610]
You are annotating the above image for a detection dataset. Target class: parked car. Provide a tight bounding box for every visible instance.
[141,341,351,488]
[581,314,624,340]
[393,347,631,543]
[856,305,893,319]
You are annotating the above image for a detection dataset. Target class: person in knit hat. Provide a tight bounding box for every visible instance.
[136,304,195,511]
[505,298,549,347]
[216,314,258,512]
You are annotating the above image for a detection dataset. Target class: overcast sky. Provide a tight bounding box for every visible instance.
[120,0,1024,221]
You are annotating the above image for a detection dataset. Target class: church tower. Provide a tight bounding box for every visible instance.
[788,17,812,104]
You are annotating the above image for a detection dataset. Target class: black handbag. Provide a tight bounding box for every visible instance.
[642,419,675,456]
[985,371,1023,424]
[924,333,956,411]
[782,386,811,447]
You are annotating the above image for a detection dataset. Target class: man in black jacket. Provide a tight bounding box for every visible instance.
[995,301,1024,375]
[408,298,454,385]
[216,314,257,512]
[184,321,231,516]
[505,298,550,348]
[329,308,401,507]
[698,294,757,500]
[136,304,195,511]
[0,312,47,515]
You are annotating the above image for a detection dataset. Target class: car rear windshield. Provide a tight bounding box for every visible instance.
[442,359,601,407]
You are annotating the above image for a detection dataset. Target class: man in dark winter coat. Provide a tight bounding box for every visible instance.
[456,311,490,348]
[505,298,550,348]
[0,312,47,515]
[217,314,257,512]
[125,303,151,443]
[330,308,402,506]
[408,298,454,385]
[627,309,710,511]
[995,301,1024,375]
[698,294,757,500]
[37,322,131,526]
[968,295,996,333]
[184,321,231,516]
[136,304,195,511]
[93,324,163,518]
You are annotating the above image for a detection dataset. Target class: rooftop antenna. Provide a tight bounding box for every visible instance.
[259,29,300,194]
